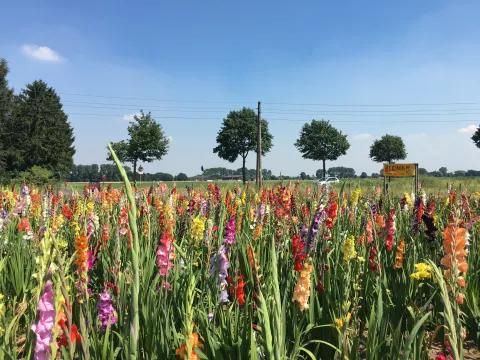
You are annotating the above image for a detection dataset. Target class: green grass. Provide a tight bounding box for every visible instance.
[69,176,480,196]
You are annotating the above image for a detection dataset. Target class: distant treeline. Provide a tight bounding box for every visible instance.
[70,164,480,183]
[70,164,188,182]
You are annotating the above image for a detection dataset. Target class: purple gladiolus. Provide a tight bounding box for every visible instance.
[98,290,117,332]
[209,245,230,304]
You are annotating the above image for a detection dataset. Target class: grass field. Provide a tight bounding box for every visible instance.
[69,176,480,196]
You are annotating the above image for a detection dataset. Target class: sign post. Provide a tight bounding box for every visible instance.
[138,165,144,183]
[383,163,418,196]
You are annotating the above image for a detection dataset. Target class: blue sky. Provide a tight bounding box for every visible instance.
[1,0,480,177]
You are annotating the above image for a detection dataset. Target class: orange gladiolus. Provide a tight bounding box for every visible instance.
[393,240,406,269]
[375,213,385,228]
[175,333,202,360]
[74,232,89,272]
[441,221,468,304]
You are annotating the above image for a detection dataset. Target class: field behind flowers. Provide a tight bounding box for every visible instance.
[0,177,479,359]
[70,177,480,196]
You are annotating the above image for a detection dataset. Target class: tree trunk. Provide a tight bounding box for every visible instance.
[388,160,391,183]
[323,159,326,178]
[242,155,247,185]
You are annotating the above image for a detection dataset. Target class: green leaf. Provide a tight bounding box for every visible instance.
[401,311,431,360]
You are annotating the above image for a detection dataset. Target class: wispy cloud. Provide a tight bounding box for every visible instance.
[21,44,63,62]
[457,124,478,134]
[352,133,373,140]
[122,113,140,121]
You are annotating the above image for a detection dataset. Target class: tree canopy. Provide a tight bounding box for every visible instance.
[176,173,189,181]
[0,59,14,180]
[213,107,273,184]
[472,126,480,148]
[327,166,356,178]
[107,111,169,183]
[2,79,75,179]
[294,120,350,178]
[369,134,407,164]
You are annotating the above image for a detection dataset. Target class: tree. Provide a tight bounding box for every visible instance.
[300,172,307,180]
[466,169,480,177]
[315,169,324,179]
[454,170,466,177]
[262,168,272,180]
[369,134,407,164]
[153,172,174,181]
[176,173,189,181]
[360,172,368,178]
[418,168,428,175]
[429,171,442,177]
[0,58,14,180]
[21,166,54,184]
[108,111,169,184]
[213,107,273,184]
[5,80,75,178]
[472,125,480,148]
[295,120,350,178]
[439,167,448,177]
[327,166,355,178]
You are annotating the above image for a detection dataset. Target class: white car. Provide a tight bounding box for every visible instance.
[314,177,340,185]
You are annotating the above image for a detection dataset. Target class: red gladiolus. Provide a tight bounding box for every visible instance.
[325,201,338,229]
[294,253,306,272]
[17,218,31,232]
[228,275,247,306]
[57,324,81,348]
[291,234,304,256]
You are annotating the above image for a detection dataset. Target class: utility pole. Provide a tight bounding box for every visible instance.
[256,101,262,188]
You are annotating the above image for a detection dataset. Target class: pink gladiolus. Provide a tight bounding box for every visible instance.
[157,236,174,277]
[31,280,55,360]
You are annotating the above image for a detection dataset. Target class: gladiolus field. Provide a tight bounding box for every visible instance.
[0,175,479,359]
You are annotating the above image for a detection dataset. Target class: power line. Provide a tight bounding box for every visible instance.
[3,103,480,117]
[262,101,480,107]
[4,98,480,115]
[56,92,255,104]
[4,110,476,123]
[32,91,480,107]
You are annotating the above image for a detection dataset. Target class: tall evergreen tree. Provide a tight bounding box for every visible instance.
[7,80,75,178]
[0,59,14,178]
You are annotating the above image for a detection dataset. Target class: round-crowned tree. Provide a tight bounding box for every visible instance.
[213,107,273,184]
[294,119,350,178]
[472,125,480,148]
[369,134,407,164]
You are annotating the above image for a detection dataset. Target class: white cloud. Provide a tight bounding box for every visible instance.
[21,44,62,62]
[352,133,373,140]
[167,135,173,142]
[457,124,478,134]
[122,113,140,121]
